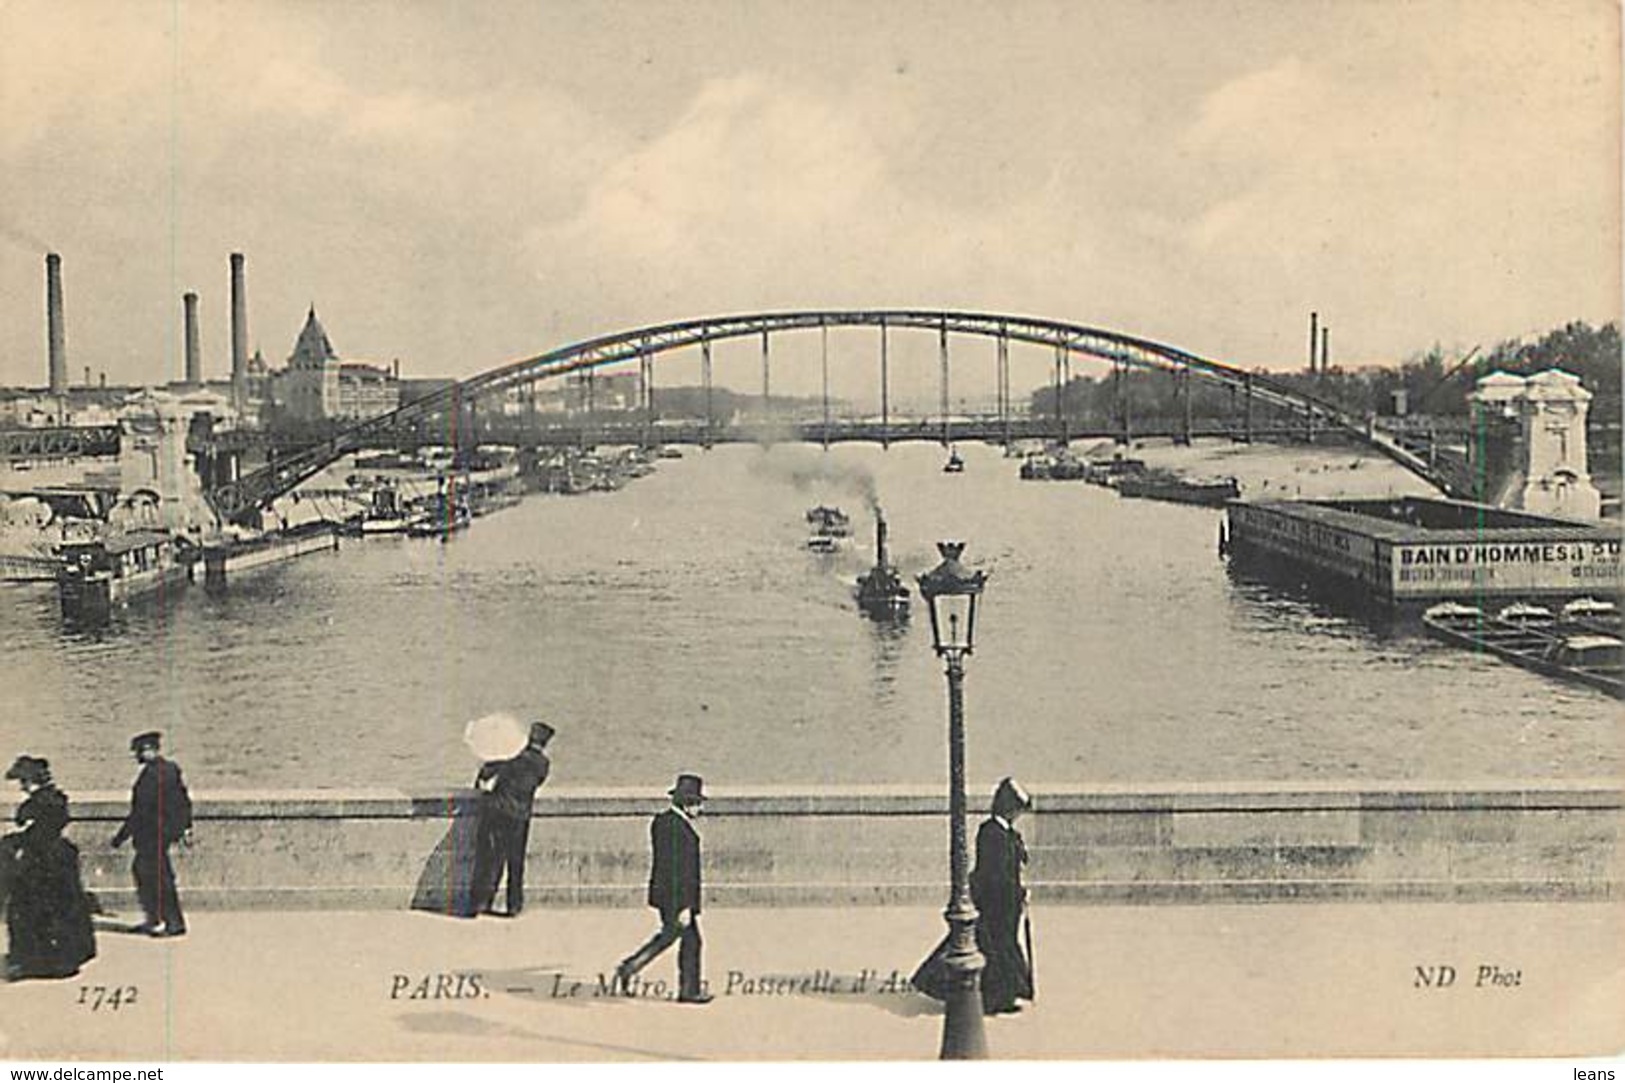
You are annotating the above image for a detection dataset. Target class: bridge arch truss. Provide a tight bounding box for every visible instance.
[208,310,1450,521]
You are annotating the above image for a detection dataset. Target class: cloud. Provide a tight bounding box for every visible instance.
[0,2,1615,389]
[1185,57,1322,156]
[543,73,886,263]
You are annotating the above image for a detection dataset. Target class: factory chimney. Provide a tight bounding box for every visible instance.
[1320,326,1330,374]
[1308,311,1318,375]
[183,292,202,386]
[46,253,67,395]
[230,252,248,409]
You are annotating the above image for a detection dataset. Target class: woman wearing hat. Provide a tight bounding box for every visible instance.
[3,756,97,981]
[912,777,1035,1015]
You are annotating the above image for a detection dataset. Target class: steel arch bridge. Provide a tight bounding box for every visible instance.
[206,309,1454,522]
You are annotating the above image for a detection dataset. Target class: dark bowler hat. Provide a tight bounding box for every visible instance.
[529,721,556,746]
[668,773,705,804]
[129,731,162,752]
[5,755,51,785]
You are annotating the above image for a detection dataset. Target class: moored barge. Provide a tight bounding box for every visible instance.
[57,530,189,614]
[1116,470,1240,506]
[1226,496,1623,610]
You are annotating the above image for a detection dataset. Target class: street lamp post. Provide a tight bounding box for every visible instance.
[917,541,989,1060]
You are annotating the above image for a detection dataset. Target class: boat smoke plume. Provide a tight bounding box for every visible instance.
[0,218,50,254]
[749,446,880,512]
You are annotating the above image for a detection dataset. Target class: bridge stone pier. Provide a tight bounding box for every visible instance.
[1470,368,1604,520]
[19,781,1619,912]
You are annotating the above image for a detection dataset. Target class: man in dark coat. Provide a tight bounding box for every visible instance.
[110,731,191,937]
[613,773,710,1003]
[468,721,554,917]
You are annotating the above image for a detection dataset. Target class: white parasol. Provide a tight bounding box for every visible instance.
[462,711,528,762]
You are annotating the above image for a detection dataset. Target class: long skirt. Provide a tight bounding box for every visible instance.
[5,839,97,980]
[910,908,1033,1012]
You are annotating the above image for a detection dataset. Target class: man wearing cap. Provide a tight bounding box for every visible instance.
[468,721,554,918]
[613,773,710,1004]
[110,732,192,937]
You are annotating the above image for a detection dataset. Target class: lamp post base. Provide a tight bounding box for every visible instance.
[940,980,989,1059]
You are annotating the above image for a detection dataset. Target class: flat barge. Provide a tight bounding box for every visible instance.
[201,521,341,585]
[1226,496,1622,610]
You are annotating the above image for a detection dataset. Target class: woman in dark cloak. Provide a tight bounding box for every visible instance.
[4,756,97,981]
[912,777,1035,1014]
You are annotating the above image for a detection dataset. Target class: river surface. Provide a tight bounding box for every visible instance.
[0,441,1616,793]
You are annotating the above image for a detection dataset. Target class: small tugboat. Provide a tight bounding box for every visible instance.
[943,448,965,474]
[358,485,418,536]
[407,491,473,539]
[1422,601,1623,698]
[805,505,850,552]
[855,510,910,619]
[806,506,851,537]
[1020,446,1090,481]
[1082,454,1146,486]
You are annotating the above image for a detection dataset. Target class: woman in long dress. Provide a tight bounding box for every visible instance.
[912,777,1035,1014]
[4,756,96,981]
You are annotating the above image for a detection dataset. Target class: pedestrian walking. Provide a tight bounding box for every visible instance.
[468,721,554,918]
[613,773,711,1003]
[109,731,191,937]
[912,776,1036,1014]
[3,756,96,981]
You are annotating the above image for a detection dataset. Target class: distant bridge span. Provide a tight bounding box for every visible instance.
[207,310,1454,522]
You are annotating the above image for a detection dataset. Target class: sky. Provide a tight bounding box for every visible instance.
[0,0,1618,403]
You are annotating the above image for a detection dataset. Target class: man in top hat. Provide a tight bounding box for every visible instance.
[110,731,192,937]
[613,773,710,1003]
[468,721,554,918]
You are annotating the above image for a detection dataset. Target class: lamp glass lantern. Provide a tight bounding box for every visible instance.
[917,541,986,656]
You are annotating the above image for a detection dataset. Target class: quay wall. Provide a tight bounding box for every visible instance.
[16,781,1620,911]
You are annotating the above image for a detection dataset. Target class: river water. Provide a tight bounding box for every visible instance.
[0,440,1616,793]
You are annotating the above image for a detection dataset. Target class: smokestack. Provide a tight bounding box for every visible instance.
[230,252,248,409]
[183,291,201,386]
[876,511,889,569]
[46,253,67,395]
[99,372,107,390]
[83,366,91,388]
[1321,326,1330,373]
[1308,311,1318,375]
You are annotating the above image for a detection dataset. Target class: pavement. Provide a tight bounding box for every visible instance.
[0,901,1620,1063]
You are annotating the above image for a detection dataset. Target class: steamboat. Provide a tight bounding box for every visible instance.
[855,510,910,618]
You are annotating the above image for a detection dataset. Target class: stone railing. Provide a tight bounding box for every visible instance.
[9,780,1618,910]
